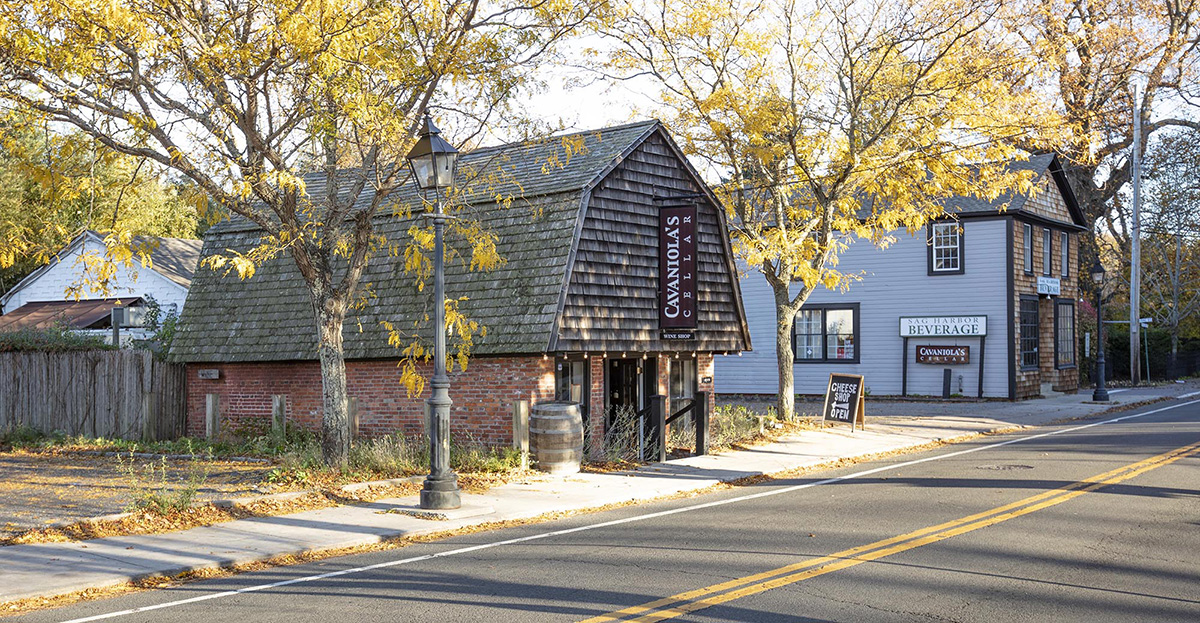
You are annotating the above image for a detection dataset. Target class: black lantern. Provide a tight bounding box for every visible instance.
[406,114,459,200]
[1090,261,1109,402]
[406,112,463,510]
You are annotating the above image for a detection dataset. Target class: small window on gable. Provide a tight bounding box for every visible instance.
[1023,223,1033,274]
[1060,232,1069,278]
[929,222,963,274]
[1042,228,1052,276]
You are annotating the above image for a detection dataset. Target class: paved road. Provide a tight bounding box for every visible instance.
[15,400,1200,623]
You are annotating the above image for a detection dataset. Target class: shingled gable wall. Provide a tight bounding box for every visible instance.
[556,130,747,354]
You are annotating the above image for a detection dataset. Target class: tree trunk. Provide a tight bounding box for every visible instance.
[773,284,799,421]
[316,304,350,467]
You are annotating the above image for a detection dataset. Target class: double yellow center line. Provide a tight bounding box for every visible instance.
[581,439,1200,623]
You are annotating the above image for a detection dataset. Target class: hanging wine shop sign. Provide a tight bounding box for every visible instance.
[659,205,697,335]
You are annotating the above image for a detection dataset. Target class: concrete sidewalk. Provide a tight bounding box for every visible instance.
[2,382,1196,606]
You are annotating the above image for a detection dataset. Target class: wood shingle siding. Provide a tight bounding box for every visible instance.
[554,132,748,354]
[171,121,750,364]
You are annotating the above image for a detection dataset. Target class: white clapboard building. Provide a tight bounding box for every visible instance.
[717,154,1086,400]
[0,230,201,344]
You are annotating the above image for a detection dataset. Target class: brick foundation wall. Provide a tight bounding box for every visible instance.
[186,356,556,444]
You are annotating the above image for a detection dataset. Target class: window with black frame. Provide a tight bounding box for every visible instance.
[1023,223,1033,273]
[1020,297,1039,369]
[1042,228,1052,275]
[930,222,963,274]
[1060,232,1070,278]
[794,305,859,363]
[1056,300,1075,368]
[554,359,588,422]
[669,358,697,412]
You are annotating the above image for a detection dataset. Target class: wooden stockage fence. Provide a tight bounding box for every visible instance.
[0,350,186,441]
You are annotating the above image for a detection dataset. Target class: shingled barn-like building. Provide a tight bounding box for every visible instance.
[171,121,751,444]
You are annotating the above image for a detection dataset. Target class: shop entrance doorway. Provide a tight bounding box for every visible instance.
[607,357,658,428]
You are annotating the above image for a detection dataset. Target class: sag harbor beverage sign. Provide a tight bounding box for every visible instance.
[659,205,697,340]
[899,315,987,337]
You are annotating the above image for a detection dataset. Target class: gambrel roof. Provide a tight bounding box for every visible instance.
[171,121,750,363]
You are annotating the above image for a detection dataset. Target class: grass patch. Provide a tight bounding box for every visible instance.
[0,422,316,458]
[117,446,213,514]
[668,404,813,454]
[262,431,526,488]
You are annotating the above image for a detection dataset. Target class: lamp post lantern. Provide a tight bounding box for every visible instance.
[407,113,462,510]
[1091,261,1110,402]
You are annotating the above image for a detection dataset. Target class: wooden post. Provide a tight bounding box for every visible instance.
[651,394,667,462]
[205,393,219,440]
[513,399,530,469]
[140,392,155,443]
[348,396,359,440]
[140,351,155,442]
[110,308,122,347]
[271,395,287,442]
[694,391,709,456]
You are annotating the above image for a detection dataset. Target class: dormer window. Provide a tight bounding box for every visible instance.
[928,222,964,275]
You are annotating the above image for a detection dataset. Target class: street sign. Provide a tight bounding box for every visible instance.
[1037,276,1061,295]
[822,373,865,432]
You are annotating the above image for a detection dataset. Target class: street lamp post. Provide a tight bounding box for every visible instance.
[1091,262,1110,402]
[407,113,462,510]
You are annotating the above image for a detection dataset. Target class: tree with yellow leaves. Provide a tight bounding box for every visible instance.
[0,119,202,297]
[0,0,605,465]
[1002,0,1200,231]
[606,0,1062,418]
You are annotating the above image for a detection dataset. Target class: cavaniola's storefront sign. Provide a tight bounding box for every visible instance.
[915,345,970,365]
[659,205,697,337]
[899,315,987,337]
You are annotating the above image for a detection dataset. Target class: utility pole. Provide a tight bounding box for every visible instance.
[1130,79,1143,385]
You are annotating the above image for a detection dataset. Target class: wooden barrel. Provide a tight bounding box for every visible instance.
[530,401,584,475]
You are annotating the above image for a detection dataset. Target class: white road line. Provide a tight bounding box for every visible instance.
[1178,391,1200,399]
[1108,389,1130,394]
[57,399,1200,623]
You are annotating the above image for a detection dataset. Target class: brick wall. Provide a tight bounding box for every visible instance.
[698,352,716,414]
[187,351,724,447]
[186,356,556,444]
[588,356,605,442]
